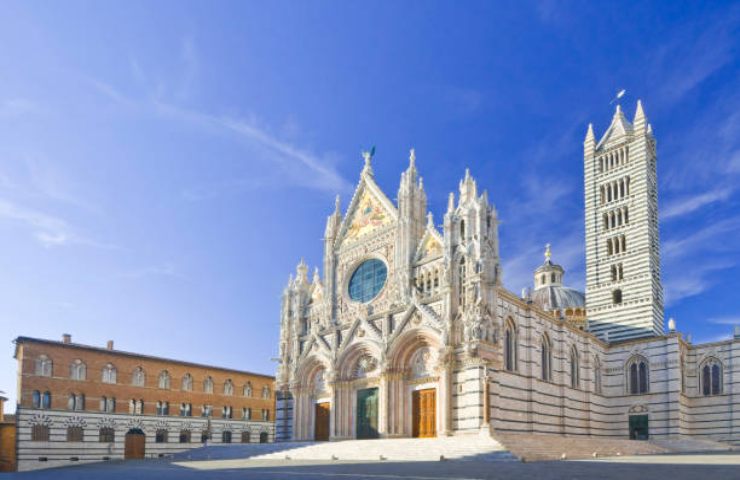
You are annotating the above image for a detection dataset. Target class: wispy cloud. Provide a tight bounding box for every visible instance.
[0,198,115,249]
[707,316,740,326]
[120,263,183,279]
[662,187,733,220]
[664,259,735,306]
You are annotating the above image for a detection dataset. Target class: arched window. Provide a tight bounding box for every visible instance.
[204,376,214,394]
[67,426,84,442]
[460,219,465,239]
[458,257,467,310]
[181,373,193,391]
[35,355,53,377]
[243,382,253,397]
[100,396,115,413]
[224,379,234,396]
[594,356,602,394]
[222,431,232,443]
[179,430,191,443]
[102,363,117,384]
[613,289,622,304]
[32,390,41,408]
[180,402,192,417]
[541,334,552,382]
[68,393,85,411]
[504,319,517,372]
[243,407,252,420]
[222,406,233,419]
[700,358,722,396]
[241,431,251,443]
[42,391,51,409]
[132,367,145,387]
[69,359,86,380]
[570,347,580,389]
[155,429,168,443]
[156,401,169,416]
[158,370,171,389]
[262,386,271,399]
[628,356,649,394]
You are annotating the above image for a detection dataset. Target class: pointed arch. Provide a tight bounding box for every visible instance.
[626,355,649,394]
[699,357,722,396]
[540,333,552,382]
[569,346,580,389]
[504,317,517,372]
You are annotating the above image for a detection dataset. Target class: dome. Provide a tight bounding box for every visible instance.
[530,244,585,312]
[531,285,585,312]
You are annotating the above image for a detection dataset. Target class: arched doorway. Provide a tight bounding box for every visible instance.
[259,431,268,443]
[124,429,145,459]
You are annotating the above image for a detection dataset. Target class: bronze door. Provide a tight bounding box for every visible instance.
[412,389,436,438]
[314,402,330,441]
[124,430,145,459]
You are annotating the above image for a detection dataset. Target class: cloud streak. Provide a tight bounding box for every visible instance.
[662,187,733,220]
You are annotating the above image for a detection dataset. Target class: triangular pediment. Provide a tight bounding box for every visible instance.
[336,173,397,246]
[415,225,444,263]
[596,109,633,150]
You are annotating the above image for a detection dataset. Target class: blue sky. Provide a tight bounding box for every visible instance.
[1,1,738,410]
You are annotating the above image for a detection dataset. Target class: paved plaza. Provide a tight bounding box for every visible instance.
[5,453,740,480]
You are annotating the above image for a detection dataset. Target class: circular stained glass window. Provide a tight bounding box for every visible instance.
[348,258,388,303]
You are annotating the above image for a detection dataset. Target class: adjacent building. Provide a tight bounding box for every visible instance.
[14,335,275,471]
[276,101,739,445]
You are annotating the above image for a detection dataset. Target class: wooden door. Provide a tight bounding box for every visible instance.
[124,430,145,459]
[356,388,379,439]
[314,402,330,441]
[412,389,436,438]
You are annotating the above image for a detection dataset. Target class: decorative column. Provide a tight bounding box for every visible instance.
[438,348,454,436]
[379,369,389,437]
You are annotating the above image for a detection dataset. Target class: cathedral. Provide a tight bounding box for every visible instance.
[276,101,739,445]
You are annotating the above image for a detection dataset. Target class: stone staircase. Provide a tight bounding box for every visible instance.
[494,432,734,462]
[173,435,515,462]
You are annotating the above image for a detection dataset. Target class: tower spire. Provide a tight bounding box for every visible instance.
[361,148,374,177]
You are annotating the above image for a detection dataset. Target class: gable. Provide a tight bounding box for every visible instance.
[415,229,443,262]
[337,176,397,247]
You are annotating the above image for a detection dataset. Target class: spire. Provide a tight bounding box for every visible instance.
[334,195,341,215]
[312,267,321,284]
[585,123,595,143]
[544,243,552,262]
[296,258,309,285]
[427,211,434,228]
[409,148,416,169]
[447,192,455,213]
[459,168,477,204]
[361,149,374,177]
[634,99,647,132]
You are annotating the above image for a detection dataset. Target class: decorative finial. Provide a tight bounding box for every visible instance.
[361,146,375,175]
[427,211,433,227]
[585,123,595,141]
[544,243,552,262]
[668,317,676,332]
[313,267,321,283]
[447,192,455,213]
[334,194,341,213]
[409,148,416,167]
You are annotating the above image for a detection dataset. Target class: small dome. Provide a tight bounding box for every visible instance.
[531,244,585,312]
[531,285,585,312]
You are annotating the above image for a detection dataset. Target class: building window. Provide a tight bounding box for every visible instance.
[41,391,51,409]
[570,347,580,389]
[202,405,212,417]
[179,430,191,443]
[504,319,517,372]
[222,431,232,443]
[101,363,117,384]
[347,258,388,303]
[35,355,53,377]
[243,382,252,397]
[180,403,192,417]
[458,257,467,310]
[156,401,170,416]
[700,358,722,396]
[99,427,115,443]
[68,393,85,411]
[241,431,251,443]
[100,396,116,413]
[66,426,84,442]
[129,399,144,415]
[201,431,210,443]
[31,425,50,442]
[132,367,145,387]
[181,373,193,391]
[204,376,214,394]
[158,371,171,389]
[32,390,41,408]
[262,386,271,400]
[222,406,232,419]
[155,429,168,443]
[262,409,270,421]
[540,335,552,382]
[224,379,234,396]
[70,359,86,381]
[628,356,649,394]
[613,289,623,304]
[243,407,251,420]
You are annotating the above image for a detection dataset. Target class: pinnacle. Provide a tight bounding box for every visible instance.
[585,123,595,142]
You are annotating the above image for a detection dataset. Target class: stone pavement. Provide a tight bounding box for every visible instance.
[4,453,740,480]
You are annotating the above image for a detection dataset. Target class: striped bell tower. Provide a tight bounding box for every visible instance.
[584,101,664,341]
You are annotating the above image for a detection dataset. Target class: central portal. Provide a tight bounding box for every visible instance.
[356,387,379,439]
[412,388,436,438]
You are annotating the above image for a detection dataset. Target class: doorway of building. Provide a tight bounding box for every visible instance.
[259,432,268,443]
[314,402,330,441]
[124,429,146,459]
[412,388,436,438]
[356,387,379,439]
[629,415,649,440]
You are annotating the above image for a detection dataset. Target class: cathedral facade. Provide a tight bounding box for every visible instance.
[276,102,739,445]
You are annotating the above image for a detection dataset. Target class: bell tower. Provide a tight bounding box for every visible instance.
[584,101,664,341]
